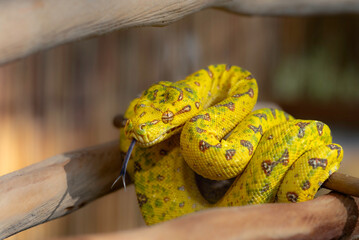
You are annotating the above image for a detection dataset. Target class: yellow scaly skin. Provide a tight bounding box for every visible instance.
[120,64,343,225]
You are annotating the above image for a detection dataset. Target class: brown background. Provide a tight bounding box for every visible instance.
[0,9,358,239]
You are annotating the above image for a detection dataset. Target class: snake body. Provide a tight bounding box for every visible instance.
[120,64,343,225]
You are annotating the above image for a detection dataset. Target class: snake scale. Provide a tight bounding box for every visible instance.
[118,64,343,225]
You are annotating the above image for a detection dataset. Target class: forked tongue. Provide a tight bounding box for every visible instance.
[111,138,137,190]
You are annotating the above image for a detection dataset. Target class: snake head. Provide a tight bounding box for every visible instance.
[124,81,202,147]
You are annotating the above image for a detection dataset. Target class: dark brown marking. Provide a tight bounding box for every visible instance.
[195,102,200,109]
[164,197,170,202]
[134,162,142,172]
[327,144,342,158]
[157,175,165,181]
[190,113,211,122]
[268,135,273,140]
[226,64,232,71]
[240,140,253,155]
[261,149,289,176]
[270,108,277,119]
[206,68,213,78]
[159,149,168,156]
[261,160,273,176]
[233,88,254,98]
[296,122,310,138]
[278,149,289,166]
[286,192,298,203]
[316,122,324,136]
[139,112,146,118]
[196,127,206,133]
[199,140,211,152]
[245,75,253,80]
[302,180,311,190]
[284,112,290,121]
[253,113,267,121]
[215,102,235,111]
[194,81,200,86]
[261,183,270,193]
[185,88,193,93]
[248,88,254,98]
[150,104,162,112]
[225,149,236,160]
[177,91,183,101]
[139,123,146,130]
[162,110,174,123]
[199,140,221,152]
[150,120,159,125]
[308,158,328,170]
[153,89,158,100]
[137,193,148,207]
[175,105,191,115]
[249,124,263,135]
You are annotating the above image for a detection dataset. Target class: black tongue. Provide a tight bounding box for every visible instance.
[111,138,137,190]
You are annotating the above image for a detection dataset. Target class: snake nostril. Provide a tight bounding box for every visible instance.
[139,123,146,130]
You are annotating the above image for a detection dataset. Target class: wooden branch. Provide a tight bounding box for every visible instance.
[0,140,125,239]
[0,133,358,239]
[1,0,359,66]
[53,192,359,240]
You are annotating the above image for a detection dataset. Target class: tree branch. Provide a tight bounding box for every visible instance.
[53,192,359,240]
[0,140,125,239]
[1,0,359,66]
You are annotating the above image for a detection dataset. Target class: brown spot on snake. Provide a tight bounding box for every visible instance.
[308,158,328,170]
[327,144,342,158]
[195,102,200,109]
[215,102,235,111]
[302,180,311,190]
[286,192,298,203]
[190,113,211,122]
[316,122,324,136]
[253,113,267,120]
[175,105,191,115]
[296,122,310,138]
[225,149,236,160]
[249,124,263,135]
[240,140,253,155]
[199,140,221,152]
[162,110,174,123]
[233,88,254,98]
[137,193,148,207]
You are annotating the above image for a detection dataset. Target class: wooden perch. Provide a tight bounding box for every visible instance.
[1,0,359,66]
[0,134,358,239]
[0,140,125,239]
[54,192,359,240]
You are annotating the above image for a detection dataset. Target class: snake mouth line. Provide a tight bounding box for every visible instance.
[130,124,184,147]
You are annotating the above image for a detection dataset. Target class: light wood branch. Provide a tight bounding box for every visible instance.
[53,192,359,240]
[0,140,125,239]
[1,0,359,66]
[0,135,358,239]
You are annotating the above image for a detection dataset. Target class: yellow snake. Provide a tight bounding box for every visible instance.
[117,64,343,225]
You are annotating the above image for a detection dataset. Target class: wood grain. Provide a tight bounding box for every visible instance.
[0,134,358,238]
[0,140,124,239]
[53,192,359,240]
[1,0,359,66]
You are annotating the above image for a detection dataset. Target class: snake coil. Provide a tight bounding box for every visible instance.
[118,64,343,225]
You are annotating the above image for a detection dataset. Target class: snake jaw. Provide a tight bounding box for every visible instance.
[127,124,184,147]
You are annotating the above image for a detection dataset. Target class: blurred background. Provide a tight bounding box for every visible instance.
[0,9,358,239]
